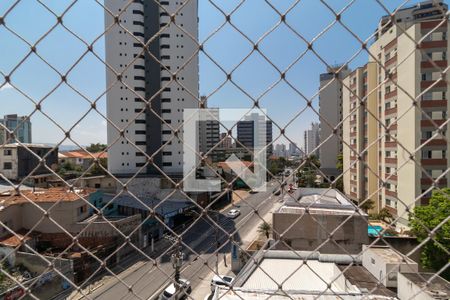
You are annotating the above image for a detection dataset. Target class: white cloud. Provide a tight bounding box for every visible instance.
[0,83,13,91]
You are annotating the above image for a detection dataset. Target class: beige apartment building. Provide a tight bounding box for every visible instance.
[343,1,450,226]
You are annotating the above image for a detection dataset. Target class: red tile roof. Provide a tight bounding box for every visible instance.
[0,188,93,208]
[61,149,107,159]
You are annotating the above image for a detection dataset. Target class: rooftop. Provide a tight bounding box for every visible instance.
[279,188,366,215]
[365,246,416,265]
[400,272,450,298]
[338,266,397,298]
[104,193,195,218]
[241,258,355,293]
[2,143,53,149]
[220,250,395,299]
[0,188,94,209]
[60,149,107,159]
[217,160,253,171]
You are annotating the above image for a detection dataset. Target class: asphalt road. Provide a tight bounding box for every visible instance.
[82,181,281,300]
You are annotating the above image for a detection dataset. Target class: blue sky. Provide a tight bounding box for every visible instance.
[0,0,425,148]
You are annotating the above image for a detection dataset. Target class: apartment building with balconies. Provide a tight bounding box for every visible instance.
[342,1,449,226]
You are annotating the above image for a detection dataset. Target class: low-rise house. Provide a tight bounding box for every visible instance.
[0,188,141,250]
[0,143,58,182]
[58,149,107,171]
[273,188,369,254]
[69,175,117,193]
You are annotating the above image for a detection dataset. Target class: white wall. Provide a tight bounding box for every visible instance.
[105,0,146,174]
[398,273,435,300]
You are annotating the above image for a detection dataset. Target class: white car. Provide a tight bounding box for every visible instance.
[210,275,234,292]
[159,279,192,300]
[227,209,241,219]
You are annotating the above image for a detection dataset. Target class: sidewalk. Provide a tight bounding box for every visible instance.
[218,189,249,213]
[190,200,283,299]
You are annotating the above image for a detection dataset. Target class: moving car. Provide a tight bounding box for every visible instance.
[210,275,235,292]
[273,189,281,196]
[227,209,241,219]
[159,279,192,300]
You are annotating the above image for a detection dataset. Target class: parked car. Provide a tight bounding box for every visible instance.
[227,209,241,219]
[249,189,258,194]
[159,279,192,300]
[210,275,235,292]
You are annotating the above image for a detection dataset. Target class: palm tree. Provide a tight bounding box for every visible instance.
[258,222,271,239]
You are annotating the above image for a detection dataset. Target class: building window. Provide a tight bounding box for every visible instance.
[3,162,12,170]
[77,205,87,216]
[3,150,12,156]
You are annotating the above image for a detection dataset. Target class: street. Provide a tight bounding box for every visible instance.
[74,181,281,300]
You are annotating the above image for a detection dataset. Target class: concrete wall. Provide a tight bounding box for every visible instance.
[397,273,435,300]
[396,24,420,226]
[15,251,74,282]
[362,246,418,288]
[0,146,19,180]
[273,211,369,254]
[21,199,90,234]
[73,176,116,193]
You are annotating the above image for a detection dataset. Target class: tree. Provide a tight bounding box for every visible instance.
[359,199,375,212]
[336,153,343,171]
[335,153,344,192]
[378,207,393,223]
[57,161,82,177]
[86,143,107,153]
[297,155,320,187]
[88,157,108,176]
[410,188,450,280]
[258,222,271,239]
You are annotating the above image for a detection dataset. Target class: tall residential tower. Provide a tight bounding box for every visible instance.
[319,65,351,180]
[105,0,199,176]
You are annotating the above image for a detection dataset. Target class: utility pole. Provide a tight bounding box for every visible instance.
[215,211,219,274]
[170,239,184,293]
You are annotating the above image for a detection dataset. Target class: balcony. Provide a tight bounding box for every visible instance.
[420,80,447,89]
[419,40,447,49]
[385,190,397,197]
[420,138,447,146]
[384,39,397,51]
[420,119,446,127]
[384,141,397,148]
[384,107,397,116]
[385,174,398,181]
[385,54,397,67]
[421,158,447,166]
[387,124,397,131]
[420,100,447,108]
[421,20,448,29]
[384,90,397,99]
[421,60,447,68]
[421,177,447,185]
[385,158,397,164]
